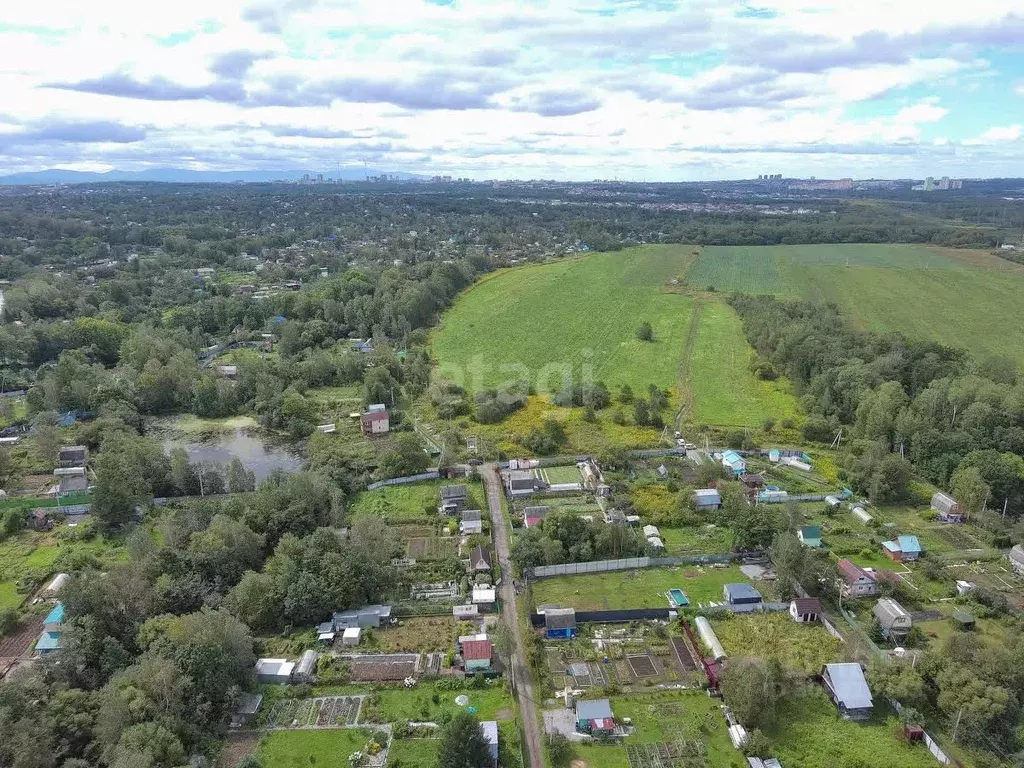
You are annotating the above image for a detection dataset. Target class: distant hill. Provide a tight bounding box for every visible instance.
[0,168,426,185]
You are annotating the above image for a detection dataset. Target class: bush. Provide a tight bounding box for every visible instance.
[636,321,653,342]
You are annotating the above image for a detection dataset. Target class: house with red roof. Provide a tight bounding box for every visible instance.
[837,559,879,598]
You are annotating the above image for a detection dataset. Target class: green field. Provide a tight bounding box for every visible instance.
[255,728,381,767]
[767,688,937,768]
[687,301,800,425]
[530,565,765,610]
[387,738,439,767]
[688,244,1024,367]
[432,248,697,394]
[710,613,841,675]
[347,479,483,522]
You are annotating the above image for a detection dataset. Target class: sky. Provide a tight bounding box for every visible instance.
[0,0,1022,180]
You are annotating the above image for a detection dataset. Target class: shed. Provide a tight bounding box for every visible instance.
[58,445,88,467]
[472,584,496,606]
[481,720,499,767]
[544,608,577,640]
[507,470,537,497]
[1010,545,1024,575]
[255,658,295,684]
[821,663,873,720]
[462,639,493,672]
[440,484,468,514]
[35,631,63,654]
[460,509,483,535]
[470,545,493,572]
[789,597,822,623]
[575,699,615,734]
[882,535,922,562]
[873,598,912,638]
[768,449,781,463]
[332,604,392,630]
[931,492,964,522]
[693,489,722,510]
[523,506,549,528]
[215,364,238,378]
[724,583,762,605]
[721,450,747,476]
[295,650,319,682]
[952,611,976,630]
[798,525,822,548]
[342,627,362,646]
[43,603,65,629]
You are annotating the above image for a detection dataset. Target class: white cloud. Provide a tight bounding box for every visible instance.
[0,0,1020,176]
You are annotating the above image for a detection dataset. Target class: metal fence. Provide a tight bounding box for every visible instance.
[627,448,687,458]
[366,470,440,491]
[530,608,672,626]
[528,553,744,579]
[888,699,955,765]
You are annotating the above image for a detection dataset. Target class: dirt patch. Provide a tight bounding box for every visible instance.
[571,760,588,768]
[217,732,260,768]
[494,708,514,721]
[0,615,43,665]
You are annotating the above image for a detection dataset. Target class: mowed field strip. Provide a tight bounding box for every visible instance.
[431,247,697,393]
[690,243,1024,366]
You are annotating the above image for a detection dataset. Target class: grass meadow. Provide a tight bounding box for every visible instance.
[688,244,1024,367]
[255,729,380,767]
[529,565,765,610]
[347,478,484,522]
[710,613,841,674]
[432,247,697,394]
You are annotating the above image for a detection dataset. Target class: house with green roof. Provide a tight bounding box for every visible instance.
[798,525,822,548]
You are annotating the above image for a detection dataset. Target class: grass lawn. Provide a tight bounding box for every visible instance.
[710,613,841,674]
[539,464,583,484]
[369,617,461,654]
[362,681,515,724]
[687,244,1024,368]
[766,687,938,768]
[255,728,382,767]
[387,737,439,767]
[464,395,665,456]
[659,525,733,555]
[530,565,765,610]
[611,691,744,767]
[686,302,800,427]
[348,478,484,522]
[432,247,697,394]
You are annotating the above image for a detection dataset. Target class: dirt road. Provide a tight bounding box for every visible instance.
[481,465,544,768]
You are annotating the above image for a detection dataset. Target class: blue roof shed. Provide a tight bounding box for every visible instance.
[44,603,65,625]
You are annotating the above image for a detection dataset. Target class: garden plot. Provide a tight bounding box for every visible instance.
[669,636,698,672]
[406,537,459,561]
[567,660,610,689]
[349,653,419,682]
[626,740,709,768]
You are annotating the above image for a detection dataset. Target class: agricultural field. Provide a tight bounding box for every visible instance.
[765,688,938,768]
[347,478,484,523]
[687,244,1024,367]
[686,302,801,427]
[254,728,384,767]
[530,565,767,611]
[710,613,841,675]
[432,247,698,394]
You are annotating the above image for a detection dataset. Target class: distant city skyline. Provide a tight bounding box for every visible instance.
[1,0,1022,179]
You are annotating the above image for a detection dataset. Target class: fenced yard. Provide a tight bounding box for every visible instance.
[710,613,841,675]
[531,565,765,611]
[263,696,363,729]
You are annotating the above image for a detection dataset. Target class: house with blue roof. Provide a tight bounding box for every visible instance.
[721,450,746,476]
[882,534,923,563]
[36,602,65,655]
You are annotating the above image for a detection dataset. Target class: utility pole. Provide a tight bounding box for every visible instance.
[952,705,964,744]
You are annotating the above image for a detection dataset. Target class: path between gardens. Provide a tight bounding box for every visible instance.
[482,464,545,768]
